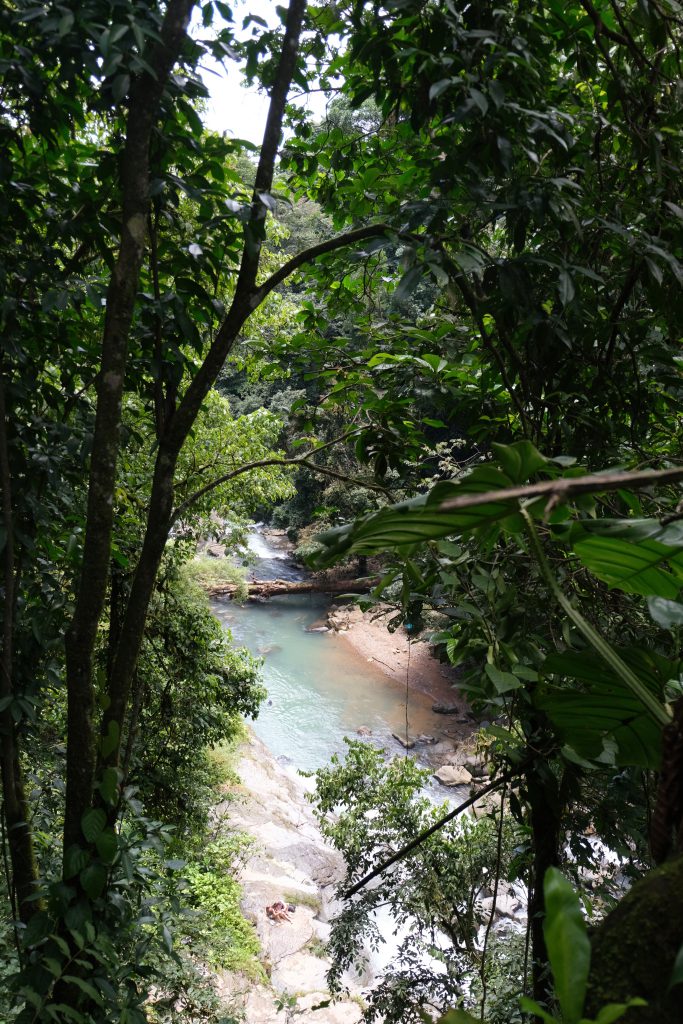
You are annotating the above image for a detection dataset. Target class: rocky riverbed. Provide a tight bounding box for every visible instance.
[214,730,366,1023]
[210,719,522,1022]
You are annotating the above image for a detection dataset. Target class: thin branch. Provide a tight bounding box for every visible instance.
[343,765,523,899]
[579,0,630,48]
[64,0,198,850]
[437,464,683,513]
[479,779,508,1021]
[173,451,388,520]
[166,224,396,451]
[449,275,532,437]
[599,260,643,374]
[0,366,42,921]
[251,223,393,303]
[99,0,310,778]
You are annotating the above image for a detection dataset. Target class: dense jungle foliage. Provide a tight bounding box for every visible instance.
[1,0,682,1022]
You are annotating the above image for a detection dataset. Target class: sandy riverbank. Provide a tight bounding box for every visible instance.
[323,603,477,754]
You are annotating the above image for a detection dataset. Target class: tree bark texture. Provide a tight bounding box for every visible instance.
[164,0,309,452]
[98,0,309,772]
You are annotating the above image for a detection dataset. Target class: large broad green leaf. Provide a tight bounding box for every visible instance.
[79,861,108,899]
[309,442,548,567]
[570,519,683,598]
[543,867,590,1024]
[537,648,674,767]
[538,685,661,767]
[545,646,677,692]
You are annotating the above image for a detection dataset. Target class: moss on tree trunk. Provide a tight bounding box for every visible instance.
[585,856,683,1022]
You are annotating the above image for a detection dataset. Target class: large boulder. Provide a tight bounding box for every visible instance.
[434,765,473,786]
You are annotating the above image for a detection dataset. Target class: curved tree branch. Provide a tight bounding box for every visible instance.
[164,222,394,451]
[173,451,389,521]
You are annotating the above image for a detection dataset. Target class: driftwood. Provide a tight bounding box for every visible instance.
[207,577,379,599]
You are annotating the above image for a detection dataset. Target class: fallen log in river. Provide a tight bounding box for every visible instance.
[207,577,379,599]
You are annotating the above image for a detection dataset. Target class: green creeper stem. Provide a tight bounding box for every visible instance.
[522,508,671,728]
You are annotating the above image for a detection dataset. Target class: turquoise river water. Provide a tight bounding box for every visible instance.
[211,531,453,777]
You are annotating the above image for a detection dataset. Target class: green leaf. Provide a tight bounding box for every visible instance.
[64,900,91,933]
[485,664,523,694]
[571,521,683,599]
[63,844,90,880]
[161,924,173,953]
[62,976,103,1004]
[543,867,590,1024]
[668,940,683,990]
[111,73,130,101]
[394,266,424,301]
[79,862,108,899]
[647,596,683,628]
[98,766,120,805]
[43,957,63,977]
[436,1011,482,1024]
[95,830,118,865]
[558,269,575,305]
[429,78,453,101]
[491,440,547,484]
[588,1000,648,1024]
[309,462,533,567]
[518,997,556,1023]
[539,648,671,767]
[81,808,106,843]
[58,11,74,36]
[23,911,51,947]
[100,720,120,759]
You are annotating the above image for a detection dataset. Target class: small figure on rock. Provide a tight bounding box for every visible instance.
[266,900,291,923]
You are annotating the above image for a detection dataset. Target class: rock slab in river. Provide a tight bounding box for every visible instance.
[392,732,415,749]
[434,765,473,786]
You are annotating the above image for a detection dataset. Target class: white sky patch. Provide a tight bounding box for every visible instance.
[197,0,331,145]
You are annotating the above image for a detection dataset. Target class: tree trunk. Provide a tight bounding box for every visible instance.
[206,576,379,598]
[585,856,683,1023]
[96,0,309,776]
[0,369,41,922]
[62,0,197,855]
[526,765,562,1006]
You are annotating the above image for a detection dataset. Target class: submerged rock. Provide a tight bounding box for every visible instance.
[392,732,415,749]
